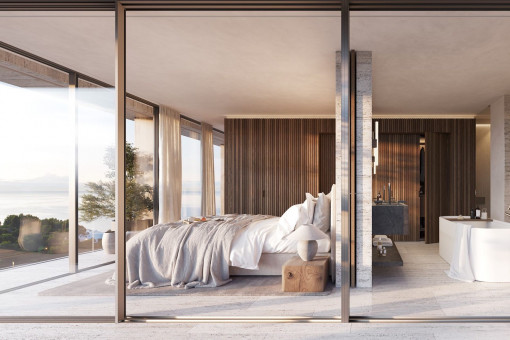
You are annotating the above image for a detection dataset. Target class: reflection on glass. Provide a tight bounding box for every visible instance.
[77,79,115,258]
[0,68,70,269]
[181,135,202,218]
[126,105,154,232]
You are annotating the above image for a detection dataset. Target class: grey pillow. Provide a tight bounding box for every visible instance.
[313,192,331,232]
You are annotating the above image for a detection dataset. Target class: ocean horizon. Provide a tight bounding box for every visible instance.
[0,191,112,232]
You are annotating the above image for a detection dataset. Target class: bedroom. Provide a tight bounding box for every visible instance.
[1,7,510,322]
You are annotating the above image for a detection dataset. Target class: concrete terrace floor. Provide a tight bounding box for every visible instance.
[2,322,510,339]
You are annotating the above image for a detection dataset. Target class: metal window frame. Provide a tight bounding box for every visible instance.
[1,0,510,325]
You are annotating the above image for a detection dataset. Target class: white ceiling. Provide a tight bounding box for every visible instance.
[0,11,510,130]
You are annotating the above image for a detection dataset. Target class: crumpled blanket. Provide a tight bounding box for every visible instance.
[111,214,270,289]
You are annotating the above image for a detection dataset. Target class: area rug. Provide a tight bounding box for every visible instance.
[39,271,334,297]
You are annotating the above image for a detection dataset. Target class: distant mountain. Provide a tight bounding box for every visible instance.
[0,175,69,192]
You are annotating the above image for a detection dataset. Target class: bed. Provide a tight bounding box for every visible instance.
[125,185,336,289]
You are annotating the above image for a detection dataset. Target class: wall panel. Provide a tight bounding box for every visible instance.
[225,119,335,216]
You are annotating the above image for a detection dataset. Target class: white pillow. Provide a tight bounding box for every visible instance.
[277,204,302,235]
[313,192,331,232]
[298,193,316,227]
[277,193,316,235]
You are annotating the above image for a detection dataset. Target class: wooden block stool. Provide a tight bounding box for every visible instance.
[282,256,329,292]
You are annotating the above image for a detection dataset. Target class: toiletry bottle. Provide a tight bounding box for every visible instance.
[481,208,488,220]
[475,207,481,219]
[470,208,475,219]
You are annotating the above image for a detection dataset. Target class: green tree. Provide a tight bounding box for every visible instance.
[79,143,153,222]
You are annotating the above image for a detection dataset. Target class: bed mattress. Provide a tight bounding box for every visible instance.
[229,217,330,270]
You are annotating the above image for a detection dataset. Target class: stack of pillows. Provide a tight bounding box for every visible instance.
[278,186,333,236]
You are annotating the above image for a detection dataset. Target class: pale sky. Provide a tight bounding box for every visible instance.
[0,82,136,183]
[0,81,216,227]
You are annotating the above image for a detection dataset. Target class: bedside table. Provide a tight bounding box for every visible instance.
[282,256,329,292]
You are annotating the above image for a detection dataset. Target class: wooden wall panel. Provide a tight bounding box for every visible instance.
[225,119,335,216]
[373,134,421,241]
[425,133,451,243]
[319,133,336,194]
[375,119,476,243]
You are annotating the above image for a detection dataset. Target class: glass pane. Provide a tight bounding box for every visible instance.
[0,55,70,267]
[213,144,222,215]
[125,11,340,319]
[126,99,155,233]
[77,78,116,268]
[351,11,510,318]
[0,12,115,317]
[181,135,202,219]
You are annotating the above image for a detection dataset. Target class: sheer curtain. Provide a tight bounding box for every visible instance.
[201,122,216,215]
[159,106,182,223]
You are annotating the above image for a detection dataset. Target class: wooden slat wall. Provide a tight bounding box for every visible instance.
[225,119,335,216]
[319,133,336,194]
[425,133,451,243]
[373,134,421,241]
[375,119,476,244]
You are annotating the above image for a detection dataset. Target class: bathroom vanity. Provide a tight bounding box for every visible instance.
[372,202,409,235]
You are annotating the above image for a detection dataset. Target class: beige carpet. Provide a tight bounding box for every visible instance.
[39,271,334,297]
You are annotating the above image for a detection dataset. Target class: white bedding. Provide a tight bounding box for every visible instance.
[229,216,330,270]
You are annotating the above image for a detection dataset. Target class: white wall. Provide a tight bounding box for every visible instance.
[490,96,507,221]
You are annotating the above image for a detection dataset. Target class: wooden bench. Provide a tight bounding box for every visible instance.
[282,256,329,292]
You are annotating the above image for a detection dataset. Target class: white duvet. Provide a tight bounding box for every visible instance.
[229,217,331,270]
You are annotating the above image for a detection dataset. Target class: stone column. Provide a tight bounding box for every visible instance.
[355,51,373,288]
[490,95,510,222]
[335,51,373,287]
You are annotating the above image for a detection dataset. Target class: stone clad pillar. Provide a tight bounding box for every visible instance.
[335,51,373,288]
[490,95,510,222]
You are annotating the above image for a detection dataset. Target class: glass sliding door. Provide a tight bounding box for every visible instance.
[124,10,341,319]
[350,10,510,318]
[76,78,116,269]
[0,11,114,317]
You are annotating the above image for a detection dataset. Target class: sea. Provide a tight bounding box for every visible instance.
[0,191,111,233]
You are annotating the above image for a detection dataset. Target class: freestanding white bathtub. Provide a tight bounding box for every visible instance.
[440,216,510,282]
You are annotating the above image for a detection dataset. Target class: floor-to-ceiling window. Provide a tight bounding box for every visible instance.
[213,142,223,215]
[349,10,510,319]
[123,10,342,319]
[181,120,202,219]
[0,11,115,318]
[76,78,116,269]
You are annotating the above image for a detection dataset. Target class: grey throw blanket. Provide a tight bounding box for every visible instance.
[125,214,269,289]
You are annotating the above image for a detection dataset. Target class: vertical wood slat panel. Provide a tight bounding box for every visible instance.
[375,118,476,244]
[319,134,336,193]
[224,118,335,216]
[425,132,451,244]
[373,134,420,241]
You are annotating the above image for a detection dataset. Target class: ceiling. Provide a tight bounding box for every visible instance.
[0,11,509,130]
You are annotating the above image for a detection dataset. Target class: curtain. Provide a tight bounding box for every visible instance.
[159,106,182,223]
[201,122,216,216]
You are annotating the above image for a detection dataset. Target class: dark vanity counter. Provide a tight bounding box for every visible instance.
[372,202,409,235]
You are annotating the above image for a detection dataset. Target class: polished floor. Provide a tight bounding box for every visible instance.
[352,242,510,317]
[1,242,509,319]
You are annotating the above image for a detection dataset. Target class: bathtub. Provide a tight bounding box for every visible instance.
[439,217,510,282]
